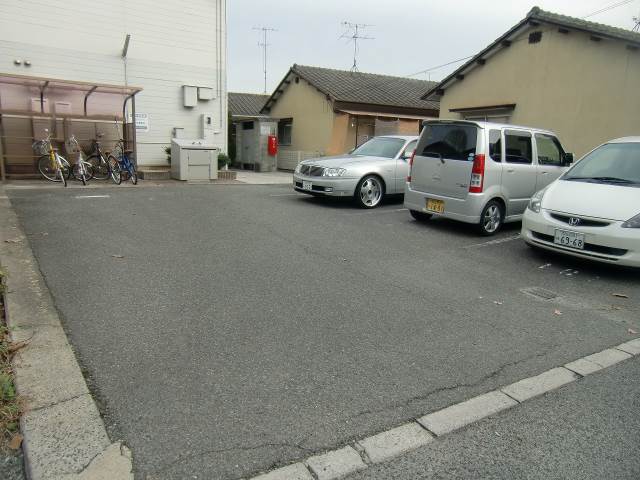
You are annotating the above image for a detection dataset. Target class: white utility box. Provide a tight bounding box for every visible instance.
[171,139,219,180]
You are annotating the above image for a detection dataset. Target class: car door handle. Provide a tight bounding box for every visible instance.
[541,171,549,175]
[507,169,515,173]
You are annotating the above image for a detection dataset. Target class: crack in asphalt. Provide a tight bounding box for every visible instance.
[152,439,315,475]
[346,345,561,423]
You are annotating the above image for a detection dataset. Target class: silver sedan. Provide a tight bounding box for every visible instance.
[293,135,418,208]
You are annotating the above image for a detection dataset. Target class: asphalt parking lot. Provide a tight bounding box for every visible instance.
[8,184,640,480]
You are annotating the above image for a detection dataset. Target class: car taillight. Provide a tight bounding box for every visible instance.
[469,154,485,193]
[407,150,416,182]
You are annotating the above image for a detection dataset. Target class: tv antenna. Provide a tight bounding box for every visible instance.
[340,21,374,72]
[253,26,277,93]
[633,14,640,31]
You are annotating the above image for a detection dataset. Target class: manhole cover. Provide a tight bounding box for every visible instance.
[521,287,558,300]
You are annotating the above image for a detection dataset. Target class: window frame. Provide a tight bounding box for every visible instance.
[277,118,293,146]
[535,133,565,167]
[488,129,503,163]
[504,129,533,165]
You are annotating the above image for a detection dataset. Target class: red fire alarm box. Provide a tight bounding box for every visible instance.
[268,135,278,156]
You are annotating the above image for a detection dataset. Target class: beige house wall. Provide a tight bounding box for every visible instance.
[267,78,334,155]
[439,27,640,157]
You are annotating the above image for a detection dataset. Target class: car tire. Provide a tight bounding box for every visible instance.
[478,200,504,236]
[355,175,385,208]
[410,210,432,222]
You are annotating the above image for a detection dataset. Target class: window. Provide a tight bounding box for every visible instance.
[489,130,502,162]
[504,131,532,164]
[242,121,254,130]
[535,134,564,166]
[278,118,292,145]
[563,143,640,185]
[419,124,478,161]
[402,140,418,158]
[351,136,406,158]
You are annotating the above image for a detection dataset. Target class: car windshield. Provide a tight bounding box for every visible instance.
[351,137,406,159]
[563,142,640,186]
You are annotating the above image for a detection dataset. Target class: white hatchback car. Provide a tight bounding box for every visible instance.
[522,137,640,267]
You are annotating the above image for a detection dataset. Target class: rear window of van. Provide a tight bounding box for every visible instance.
[418,124,478,161]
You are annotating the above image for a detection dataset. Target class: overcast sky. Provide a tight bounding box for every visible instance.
[228,0,639,93]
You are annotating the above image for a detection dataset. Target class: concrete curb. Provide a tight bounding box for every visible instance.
[0,191,133,480]
[248,338,640,480]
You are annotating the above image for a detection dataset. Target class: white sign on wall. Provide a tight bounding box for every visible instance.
[134,113,149,132]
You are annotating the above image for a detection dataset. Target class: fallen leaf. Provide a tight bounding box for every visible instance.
[538,263,552,269]
[493,301,503,305]
[612,293,628,299]
[111,254,125,259]
[553,309,562,316]
[8,433,23,450]
[629,328,638,335]
[4,238,21,243]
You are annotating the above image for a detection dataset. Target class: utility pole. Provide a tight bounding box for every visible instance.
[253,26,277,93]
[340,21,374,72]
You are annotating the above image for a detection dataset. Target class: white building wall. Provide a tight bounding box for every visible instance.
[0,0,227,166]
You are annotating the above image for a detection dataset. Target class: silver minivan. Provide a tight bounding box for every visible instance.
[404,120,573,235]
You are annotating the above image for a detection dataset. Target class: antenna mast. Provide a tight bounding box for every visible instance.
[253,26,277,93]
[340,21,374,72]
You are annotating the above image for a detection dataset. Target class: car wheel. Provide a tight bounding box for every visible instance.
[355,175,384,208]
[410,210,432,222]
[478,200,504,236]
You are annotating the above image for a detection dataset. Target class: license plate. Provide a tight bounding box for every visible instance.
[554,229,585,250]
[302,181,312,191]
[426,198,445,214]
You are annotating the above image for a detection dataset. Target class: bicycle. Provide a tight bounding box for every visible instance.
[34,129,70,187]
[86,133,121,183]
[68,135,94,186]
[108,139,138,185]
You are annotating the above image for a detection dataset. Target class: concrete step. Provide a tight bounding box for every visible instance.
[138,168,171,180]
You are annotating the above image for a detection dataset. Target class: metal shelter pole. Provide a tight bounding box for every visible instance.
[83,86,98,116]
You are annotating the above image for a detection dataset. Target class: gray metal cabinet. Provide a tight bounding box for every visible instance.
[171,139,219,180]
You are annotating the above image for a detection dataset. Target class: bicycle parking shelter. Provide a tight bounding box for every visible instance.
[0,72,142,181]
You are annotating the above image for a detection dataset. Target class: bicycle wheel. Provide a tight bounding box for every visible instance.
[58,165,67,187]
[107,155,122,185]
[86,154,109,180]
[38,155,60,182]
[129,165,138,185]
[59,157,72,180]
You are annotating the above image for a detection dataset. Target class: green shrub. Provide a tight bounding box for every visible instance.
[218,153,231,169]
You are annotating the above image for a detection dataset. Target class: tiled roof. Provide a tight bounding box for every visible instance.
[228,92,270,117]
[530,7,640,44]
[422,6,640,100]
[263,65,439,113]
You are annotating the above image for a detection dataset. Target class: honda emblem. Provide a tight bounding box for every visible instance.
[568,217,581,226]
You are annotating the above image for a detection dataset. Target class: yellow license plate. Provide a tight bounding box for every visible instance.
[426,198,445,214]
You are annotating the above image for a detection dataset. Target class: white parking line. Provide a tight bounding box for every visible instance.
[74,195,111,199]
[463,234,521,249]
[340,208,407,216]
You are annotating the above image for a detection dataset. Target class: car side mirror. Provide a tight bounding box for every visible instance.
[562,152,574,165]
[403,149,415,161]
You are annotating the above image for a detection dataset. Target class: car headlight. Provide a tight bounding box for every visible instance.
[622,213,640,228]
[323,167,346,177]
[527,189,546,213]
[294,163,302,174]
